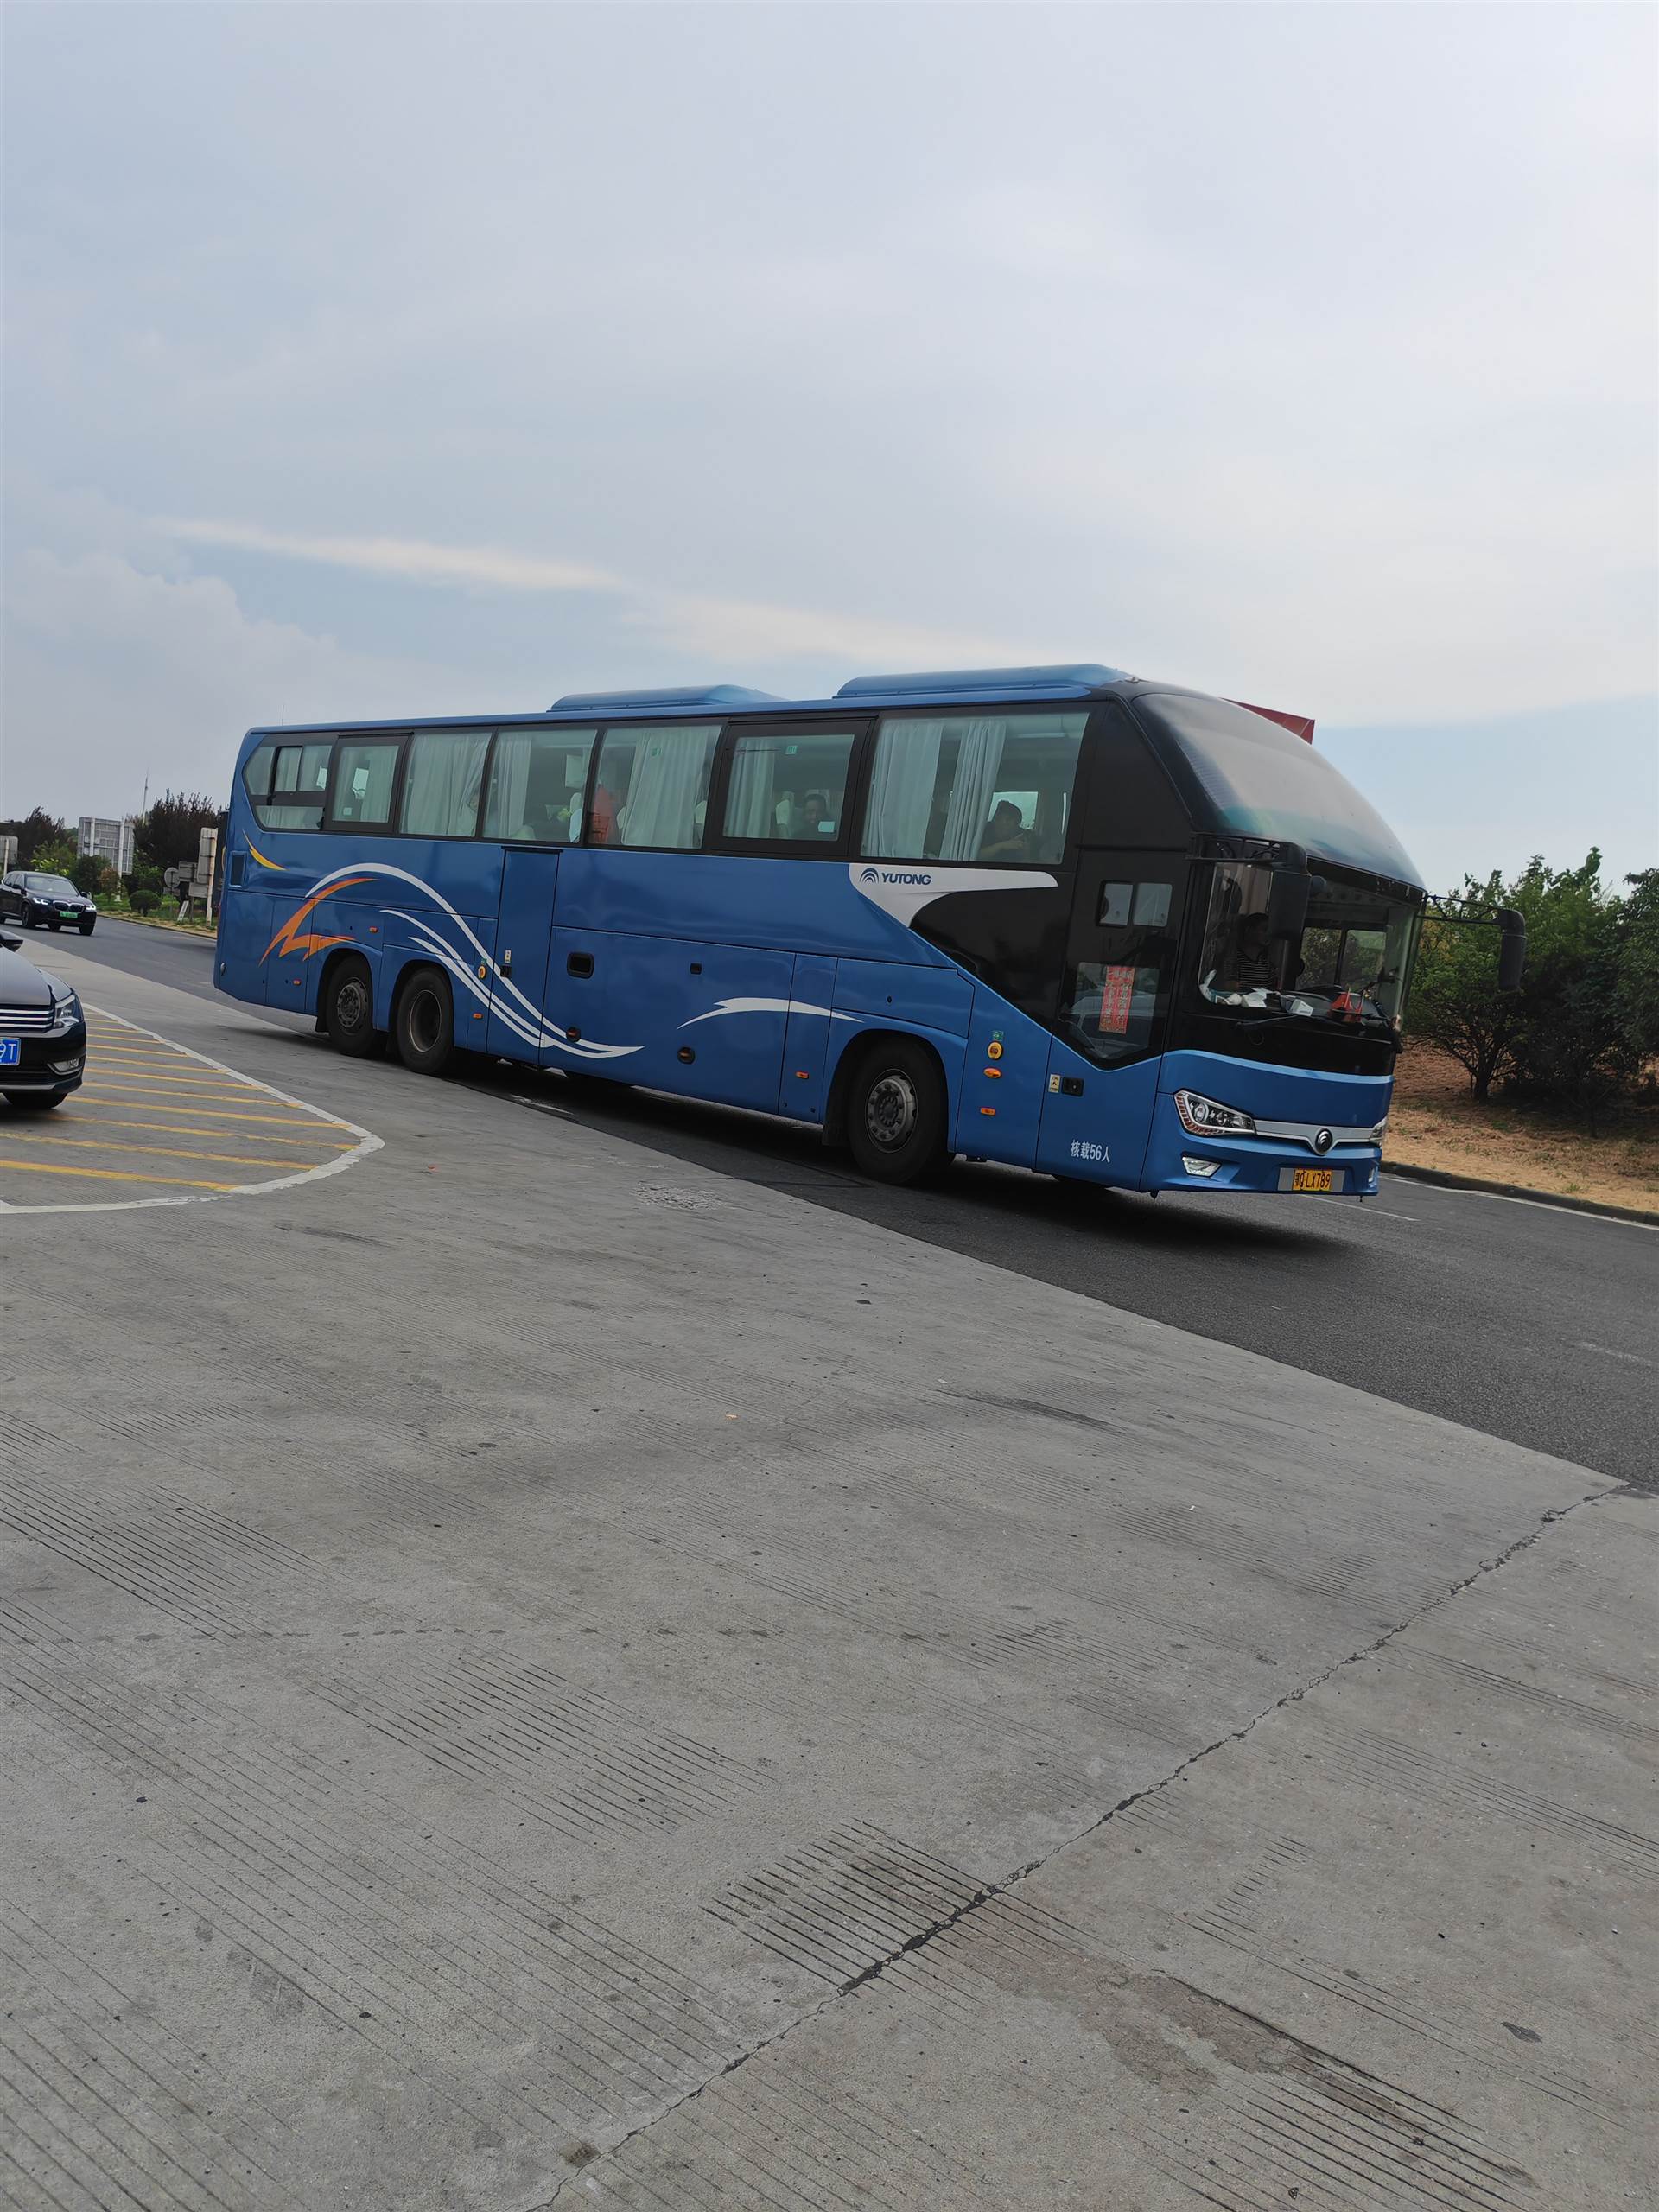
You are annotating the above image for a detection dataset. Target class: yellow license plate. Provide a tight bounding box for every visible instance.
[1291,1167,1335,1192]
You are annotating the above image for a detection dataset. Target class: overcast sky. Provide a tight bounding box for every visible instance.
[3,2,1655,892]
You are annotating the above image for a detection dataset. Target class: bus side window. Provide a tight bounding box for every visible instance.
[590,724,721,850]
[483,728,596,843]
[722,730,857,846]
[401,728,493,839]
[328,741,401,830]
[258,740,332,830]
[862,710,1086,865]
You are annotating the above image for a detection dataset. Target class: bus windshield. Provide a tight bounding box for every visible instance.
[1197,862,1421,1029]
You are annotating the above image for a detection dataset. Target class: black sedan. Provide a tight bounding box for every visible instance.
[0,931,87,1109]
[0,870,98,934]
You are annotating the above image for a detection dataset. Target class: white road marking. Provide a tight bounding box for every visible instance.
[1573,1340,1654,1368]
[1383,1173,1659,1231]
[0,1007,383,1215]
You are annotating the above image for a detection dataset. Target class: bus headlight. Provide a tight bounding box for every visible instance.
[1173,1089,1255,1137]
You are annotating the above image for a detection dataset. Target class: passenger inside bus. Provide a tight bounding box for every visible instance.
[979,799,1032,861]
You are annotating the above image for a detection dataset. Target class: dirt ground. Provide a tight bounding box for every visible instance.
[1386,1042,1659,1214]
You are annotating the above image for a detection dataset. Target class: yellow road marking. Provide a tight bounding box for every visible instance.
[3,1133,340,1169]
[81,1075,274,1098]
[0,1157,241,1192]
[47,1113,356,1150]
[81,1061,222,1079]
[67,1099,351,1130]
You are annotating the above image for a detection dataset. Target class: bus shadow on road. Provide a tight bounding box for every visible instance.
[463,1058,1334,1264]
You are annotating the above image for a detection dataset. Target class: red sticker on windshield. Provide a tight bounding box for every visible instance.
[1098,965,1135,1033]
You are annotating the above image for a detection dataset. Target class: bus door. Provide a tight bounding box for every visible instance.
[1034,850,1185,1185]
[489,848,562,1062]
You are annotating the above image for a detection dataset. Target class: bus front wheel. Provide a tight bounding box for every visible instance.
[323,954,383,1058]
[846,1038,948,1186]
[394,966,455,1076]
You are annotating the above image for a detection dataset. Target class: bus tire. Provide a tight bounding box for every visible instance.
[845,1037,949,1185]
[393,965,455,1076]
[322,953,383,1058]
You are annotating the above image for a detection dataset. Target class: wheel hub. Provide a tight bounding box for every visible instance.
[409,990,442,1054]
[336,978,369,1031]
[865,1070,918,1149]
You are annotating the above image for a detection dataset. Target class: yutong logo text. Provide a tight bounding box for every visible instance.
[861,867,932,887]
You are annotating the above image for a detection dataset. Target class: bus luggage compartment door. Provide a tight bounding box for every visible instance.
[489,848,561,1062]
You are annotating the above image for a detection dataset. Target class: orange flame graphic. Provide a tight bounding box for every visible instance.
[262,877,373,964]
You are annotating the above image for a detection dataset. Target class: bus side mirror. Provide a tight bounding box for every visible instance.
[1497,909,1526,992]
[1267,868,1322,941]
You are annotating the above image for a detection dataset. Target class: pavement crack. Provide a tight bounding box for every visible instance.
[528,1480,1617,2207]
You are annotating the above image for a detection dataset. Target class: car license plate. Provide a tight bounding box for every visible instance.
[1291,1166,1335,1193]
[0,1039,20,1067]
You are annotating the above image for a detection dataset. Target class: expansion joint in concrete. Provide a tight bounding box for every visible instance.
[530,1479,1618,2207]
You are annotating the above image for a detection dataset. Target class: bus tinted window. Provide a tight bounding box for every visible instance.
[243,742,276,800]
[330,740,400,829]
[483,728,595,844]
[591,724,720,850]
[401,728,491,839]
[258,741,331,829]
[862,710,1086,865]
[723,730,855,845]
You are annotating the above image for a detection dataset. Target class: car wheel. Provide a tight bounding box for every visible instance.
[845,1037,949,1185]
[323,953,383,1058]
[393,965,455,1076]
[79,919,95,936]
[4,1091,67,1111]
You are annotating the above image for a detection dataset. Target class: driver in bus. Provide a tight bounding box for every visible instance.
[1204,910,1280,1006]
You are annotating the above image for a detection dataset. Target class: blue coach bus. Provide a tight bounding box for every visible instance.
[216,663,1439,1198]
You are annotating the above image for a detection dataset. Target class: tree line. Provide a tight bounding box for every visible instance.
[1408,855,1657,1126]
[1,795,225,912]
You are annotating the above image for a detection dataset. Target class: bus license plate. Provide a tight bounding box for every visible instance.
[1290,1166,1335,1193]
[0,1039,20,1067]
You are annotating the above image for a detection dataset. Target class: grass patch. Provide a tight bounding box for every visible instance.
[1388,1043,1659,1214]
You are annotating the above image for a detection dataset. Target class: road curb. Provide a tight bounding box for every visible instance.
[1383,1160,1658,1226]
[104,914,216,938]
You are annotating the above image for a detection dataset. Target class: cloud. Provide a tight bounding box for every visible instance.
[2,548,484,814]
[152,516,1025,672]
[157,518,619,597]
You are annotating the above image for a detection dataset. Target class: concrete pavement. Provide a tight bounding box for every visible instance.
[2,944,1652,2209]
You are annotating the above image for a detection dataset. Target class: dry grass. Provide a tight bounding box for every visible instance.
[1385,1043,1659,1215]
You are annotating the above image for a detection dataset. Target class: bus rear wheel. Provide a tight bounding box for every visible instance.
[394,966,455,1076]
[846,1038,948,1186]
[323,954,383,1058]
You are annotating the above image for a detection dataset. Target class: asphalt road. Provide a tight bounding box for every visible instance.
[69,914,1657,1485]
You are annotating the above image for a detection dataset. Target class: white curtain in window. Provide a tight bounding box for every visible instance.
[486,730,535,839]
[617,726,717,849]
[725,741,777,839]
[404,731,489,837]
[866,720,944,857]
[939,718,1009,860]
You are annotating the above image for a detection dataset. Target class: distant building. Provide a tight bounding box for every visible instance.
[78,815,135,876]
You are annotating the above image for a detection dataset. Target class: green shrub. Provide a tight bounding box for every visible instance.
[130,887,160,914]
[1408,851,1651,1123]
